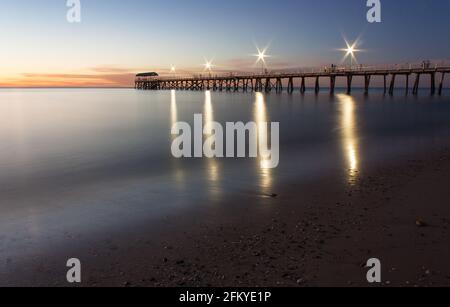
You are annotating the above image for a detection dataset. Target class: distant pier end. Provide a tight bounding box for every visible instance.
[135,64,450,95]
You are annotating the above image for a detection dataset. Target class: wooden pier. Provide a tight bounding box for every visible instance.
[135,65,450,95]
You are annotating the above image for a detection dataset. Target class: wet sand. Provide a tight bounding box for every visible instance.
[2,146,450,287]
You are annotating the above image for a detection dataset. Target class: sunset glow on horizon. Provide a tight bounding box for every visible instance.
[2,0,450,87]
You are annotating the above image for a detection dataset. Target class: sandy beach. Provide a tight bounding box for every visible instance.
[2,143,450,287]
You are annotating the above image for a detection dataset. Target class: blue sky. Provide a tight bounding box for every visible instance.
[1,0,450,86]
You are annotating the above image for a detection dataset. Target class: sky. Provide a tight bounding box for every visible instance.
[1,0,450,87]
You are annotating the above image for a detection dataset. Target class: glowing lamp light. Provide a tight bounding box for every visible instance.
[340,39,361,67]
[253,47,271,74]
[203,59,213,72]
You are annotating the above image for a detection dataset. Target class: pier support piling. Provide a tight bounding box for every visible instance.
[389,74,396,95]
[287,77,294,94]
[300,77,306,94]
[346,75,353,94]
[276,78,283,93]
[431,72,436,95]
[315,77,320,94]
[405,74,409,95]
[413,73,421,95]
[265,78,272,92]
[330,76,336,94]
[439,72,445,96]
[364,75,371,95]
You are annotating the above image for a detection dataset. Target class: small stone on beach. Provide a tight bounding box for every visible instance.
[416,220,428,227]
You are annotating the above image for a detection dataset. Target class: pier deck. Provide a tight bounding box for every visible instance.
[135,65,450,95]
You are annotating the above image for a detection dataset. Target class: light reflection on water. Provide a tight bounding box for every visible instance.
[170,90,185,186]
[170,90,178,128]
[203,91,221,198]
[337,94,360,185]
[254,92,273,194]
[0,89,450,219]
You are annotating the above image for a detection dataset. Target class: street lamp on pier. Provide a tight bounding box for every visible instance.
[254,47,270,75]
[341,40,361,69]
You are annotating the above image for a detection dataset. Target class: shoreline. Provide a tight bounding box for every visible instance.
[2,146,450,287]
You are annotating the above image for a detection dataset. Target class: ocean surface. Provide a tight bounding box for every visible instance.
[1,88,450,265]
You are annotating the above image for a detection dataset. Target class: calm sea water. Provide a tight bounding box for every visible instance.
[1,88,450,261]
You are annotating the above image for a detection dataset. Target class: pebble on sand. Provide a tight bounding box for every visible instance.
[416,220,428,227]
